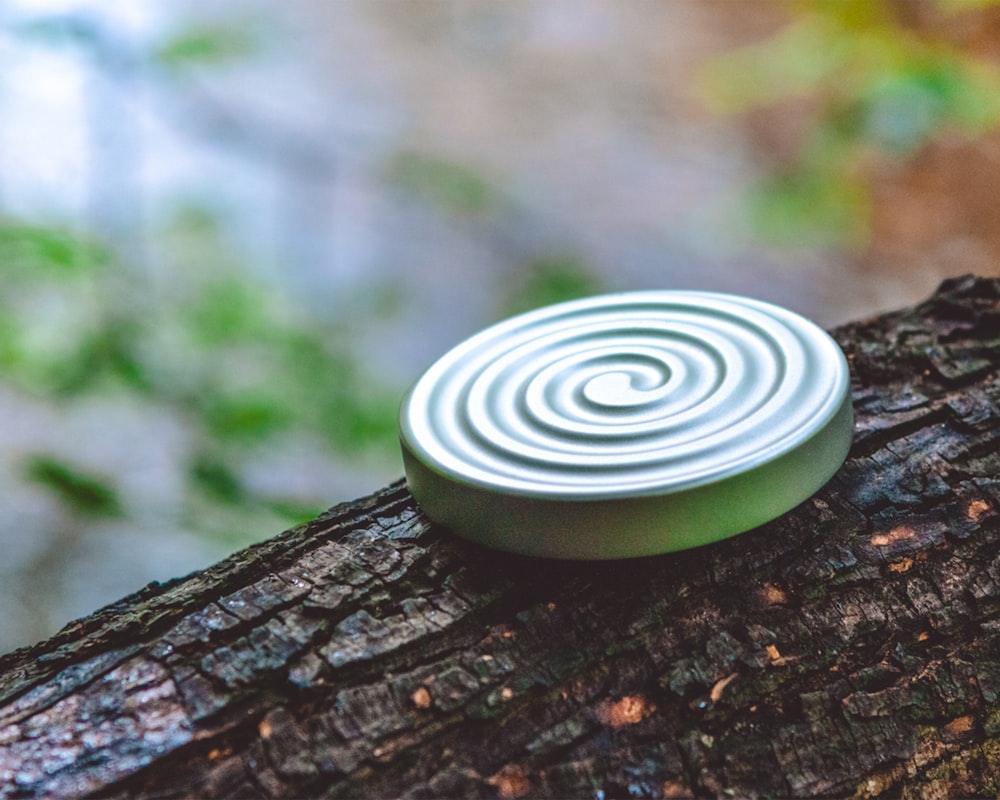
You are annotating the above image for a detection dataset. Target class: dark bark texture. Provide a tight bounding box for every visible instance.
[5,275,1000,798]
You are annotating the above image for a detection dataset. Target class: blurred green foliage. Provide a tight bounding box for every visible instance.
[24,455,122,518]
[700,0,1000,246]
[0,11,611,544]
[0,205,401,536]
[502,256,604,317]
[155,23,262,69]
[385,151,602,316]
[0,13,413,542]
[14,10,264,73]
[389,151,503,216]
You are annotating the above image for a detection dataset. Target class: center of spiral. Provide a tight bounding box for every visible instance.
[582,367,671,409]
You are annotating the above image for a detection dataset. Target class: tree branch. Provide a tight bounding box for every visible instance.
[4,275,1000,798]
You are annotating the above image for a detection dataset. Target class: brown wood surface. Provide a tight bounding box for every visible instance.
[4,275,1000,798]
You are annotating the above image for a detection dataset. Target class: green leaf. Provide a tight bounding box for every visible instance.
[24,454,122,517]
[390,152,501,215]
[857,57,1000,153]
[201,392,292,444]
[502,256,603,317]
[266,499,326,525]
[746,168,870,247]
[0,224,108,277]
[698,15,852,113]
[189,453,245,505]
[0,311,23,372]
[184,276,276,345]
[155,24,259,69]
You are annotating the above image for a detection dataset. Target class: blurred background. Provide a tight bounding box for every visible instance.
[2,0,1000,654]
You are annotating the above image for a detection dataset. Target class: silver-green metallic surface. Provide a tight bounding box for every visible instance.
[399,291,853,559]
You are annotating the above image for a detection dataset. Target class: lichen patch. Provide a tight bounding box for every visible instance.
[411,686,432,709]
[871,526,916,547]
[968,499,991,521]
[597,694,655,728]
[488,764,532,799]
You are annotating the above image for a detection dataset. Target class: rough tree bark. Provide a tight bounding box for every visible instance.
[4,275,1000,798]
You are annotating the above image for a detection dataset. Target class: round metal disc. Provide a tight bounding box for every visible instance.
[399,290,853,559]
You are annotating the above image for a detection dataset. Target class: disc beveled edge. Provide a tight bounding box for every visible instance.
[401,389,852,559]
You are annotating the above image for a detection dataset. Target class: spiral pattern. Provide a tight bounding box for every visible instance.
[400,291,849,500]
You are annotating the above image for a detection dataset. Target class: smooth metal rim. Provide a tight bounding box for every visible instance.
[402,386,853,559]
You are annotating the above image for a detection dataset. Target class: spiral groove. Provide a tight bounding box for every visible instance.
[401,291,849,502]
